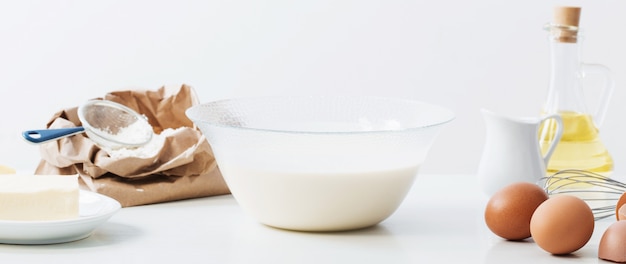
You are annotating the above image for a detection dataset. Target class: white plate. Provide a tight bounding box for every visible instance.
[0,190,121,244]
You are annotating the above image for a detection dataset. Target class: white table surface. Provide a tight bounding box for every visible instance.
[0,173,615,264]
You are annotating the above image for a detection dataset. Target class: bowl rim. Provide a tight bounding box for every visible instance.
[185,95,455,135]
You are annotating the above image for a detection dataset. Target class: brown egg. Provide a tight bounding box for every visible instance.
[484,182,549,240]
[619,204,626,221]
[530,194,594,255]
[616,192,626,220]
[599,220,626,262]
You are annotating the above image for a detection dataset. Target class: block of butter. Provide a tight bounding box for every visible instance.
[0,165,15,174]
[0,175,79,221]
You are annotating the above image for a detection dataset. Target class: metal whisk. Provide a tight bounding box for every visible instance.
[539,169,626,221]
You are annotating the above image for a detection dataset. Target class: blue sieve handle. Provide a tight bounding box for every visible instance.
[22,127,85,144]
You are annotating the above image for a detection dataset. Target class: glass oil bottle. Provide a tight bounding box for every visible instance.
[538,6,615,177]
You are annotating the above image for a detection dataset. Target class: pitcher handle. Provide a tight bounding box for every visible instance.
[540,114,564,165]
[582,63,614,127]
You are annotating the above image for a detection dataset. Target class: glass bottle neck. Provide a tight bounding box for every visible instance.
[544,26,587,114]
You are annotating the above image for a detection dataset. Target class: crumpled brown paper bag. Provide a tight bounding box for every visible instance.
[35,84,230,207]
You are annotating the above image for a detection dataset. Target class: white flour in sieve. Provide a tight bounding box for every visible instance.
[104,127,179,159]
[99,121,153,145]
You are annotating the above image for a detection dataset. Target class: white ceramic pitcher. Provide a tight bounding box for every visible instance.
[477,109,563,196]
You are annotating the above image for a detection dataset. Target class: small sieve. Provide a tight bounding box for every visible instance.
[23,100,153,149]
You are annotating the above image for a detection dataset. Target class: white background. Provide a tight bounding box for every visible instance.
[1,0,624,174]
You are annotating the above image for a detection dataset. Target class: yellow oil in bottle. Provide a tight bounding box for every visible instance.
[539,111,613,175]
[539,111,613,193]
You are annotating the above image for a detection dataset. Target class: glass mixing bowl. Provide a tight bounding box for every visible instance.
[186,96,454,232]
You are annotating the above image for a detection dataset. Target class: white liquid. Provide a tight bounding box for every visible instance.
[218,164,420,231]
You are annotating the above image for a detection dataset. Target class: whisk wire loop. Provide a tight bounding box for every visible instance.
[539,169,625,221]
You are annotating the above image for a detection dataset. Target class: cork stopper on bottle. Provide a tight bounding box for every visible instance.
[553,6,581,43]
